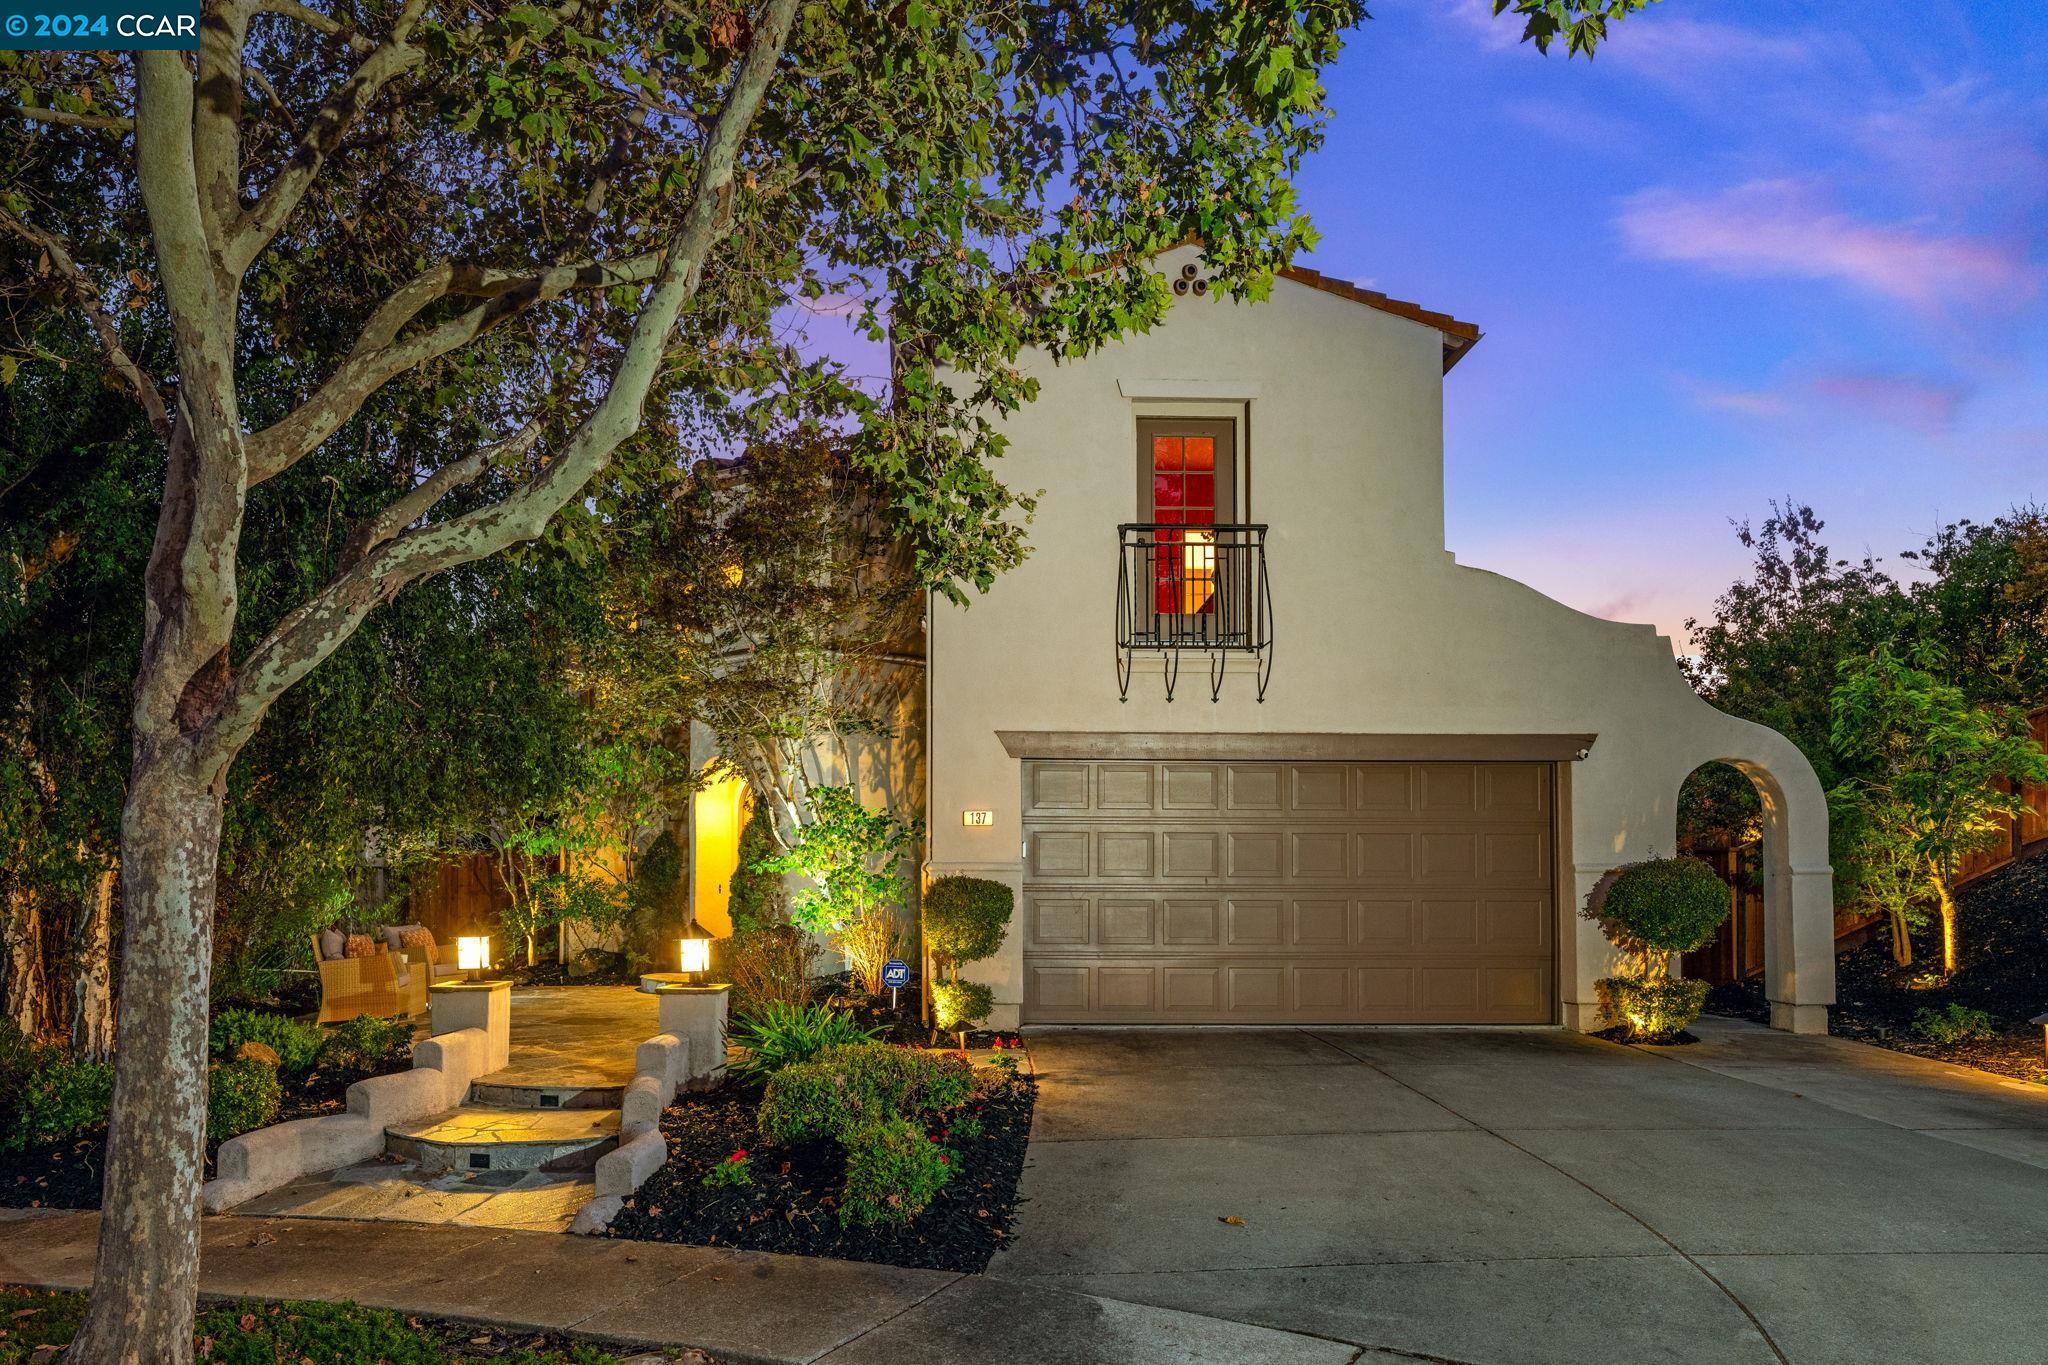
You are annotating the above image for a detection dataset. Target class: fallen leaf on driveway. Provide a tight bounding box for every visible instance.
[1219,1215,1246,1226]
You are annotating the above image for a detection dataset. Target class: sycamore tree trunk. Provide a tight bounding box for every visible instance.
[71,864,117,1060]
[1888,906,1914,968]
[2,885,47,1038]
[71,755,222,1359]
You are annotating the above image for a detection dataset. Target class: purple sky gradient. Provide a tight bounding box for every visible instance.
[1308,0,2047,647]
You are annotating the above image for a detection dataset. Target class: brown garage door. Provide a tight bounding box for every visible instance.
[1020,760,1556,1024]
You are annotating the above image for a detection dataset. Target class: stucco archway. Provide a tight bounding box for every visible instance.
[1688,751,1835,1034]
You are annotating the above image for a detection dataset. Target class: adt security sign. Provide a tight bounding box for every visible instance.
[882,958,912,1009]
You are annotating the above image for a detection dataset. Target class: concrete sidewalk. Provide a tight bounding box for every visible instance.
[0,1210,1384,1365]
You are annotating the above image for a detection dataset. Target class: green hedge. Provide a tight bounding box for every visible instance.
[757,1043,972,1145]
[0,1024,113,1154]
[315,1014,412,1080]
[1596,976,1710,1043]
[931,979,994,1033]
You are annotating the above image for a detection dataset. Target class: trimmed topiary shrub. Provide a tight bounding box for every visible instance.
[931,979,994,1034]
[1591,857,1731,962]
[923,875,1012,1040]
[924,876,1012,967]
[840,1116,953,1226]
[1586,856,1730,1042]
[210,1008,323,1077]
[206,1058,282,1142]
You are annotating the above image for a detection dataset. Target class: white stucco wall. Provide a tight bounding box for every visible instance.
[929,246,1835,1033]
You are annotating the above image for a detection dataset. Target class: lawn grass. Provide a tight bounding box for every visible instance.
[0,1288,705,1364]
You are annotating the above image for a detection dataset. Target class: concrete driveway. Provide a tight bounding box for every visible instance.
[991,1018,2048,1365]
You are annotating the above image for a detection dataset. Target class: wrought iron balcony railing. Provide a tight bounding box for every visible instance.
[1116,522,1272,703]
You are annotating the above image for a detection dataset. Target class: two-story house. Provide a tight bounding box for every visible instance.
[921,245,1836,1036]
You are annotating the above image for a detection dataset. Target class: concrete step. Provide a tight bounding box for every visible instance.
[467,1078,626,1110]
[384,1105,620,1176]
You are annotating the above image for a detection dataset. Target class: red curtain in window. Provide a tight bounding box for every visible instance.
[1151,435,1217,614]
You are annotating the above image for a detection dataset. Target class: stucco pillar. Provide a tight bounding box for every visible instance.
[1765,867,1835,1034]
[656,983,730,1090]
[428,980,511,1073]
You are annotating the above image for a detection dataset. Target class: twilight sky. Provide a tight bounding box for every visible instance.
[1306,0,2048,647]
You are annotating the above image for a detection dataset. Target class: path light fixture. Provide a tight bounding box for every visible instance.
[456,935,491,982]
[679,921,714,984]
[2033,1013,2048,1072]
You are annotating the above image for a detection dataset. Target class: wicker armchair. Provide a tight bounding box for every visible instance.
[309,935,429,1025]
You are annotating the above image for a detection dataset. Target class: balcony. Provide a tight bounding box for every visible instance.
[1116,522,1272,703]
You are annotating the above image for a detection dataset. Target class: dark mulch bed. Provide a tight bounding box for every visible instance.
[0,1057,408,1212]
[1706,851,2048,1084]
[605,1064,1037,1273]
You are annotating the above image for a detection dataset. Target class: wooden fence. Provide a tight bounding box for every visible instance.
[1957,706,2048,884]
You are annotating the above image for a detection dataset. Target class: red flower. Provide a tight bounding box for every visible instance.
[729,1150,749,1162]
[938,1155,950,1165]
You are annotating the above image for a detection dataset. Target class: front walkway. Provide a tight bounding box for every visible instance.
[236,987,656,1233]
[990,1017,2048,1365]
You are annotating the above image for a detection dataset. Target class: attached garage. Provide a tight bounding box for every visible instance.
[1020,759,1559,1024]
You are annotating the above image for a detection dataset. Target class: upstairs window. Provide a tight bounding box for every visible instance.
[1137,418,1236,615]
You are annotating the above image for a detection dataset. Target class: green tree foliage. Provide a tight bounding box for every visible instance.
[756,786,920,994]
[1827,649,2048,974]
[728,798,790,934]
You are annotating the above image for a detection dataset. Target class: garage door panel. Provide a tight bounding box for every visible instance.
[1225,898,1285,946]
[1022,761,1555,1024]
[1029,829,1090,880]
[1162,898,1220,945]
[1097,765,1155,810]
[1162,764,1221,811]
[1225,764,1284,812]
[1161,830,1221,878]
[1028,896,1092,947]
[1097,830,1155,878]
[1099,899,1156,946]
[1027,762,1091,815]
[1289,764,1350,812]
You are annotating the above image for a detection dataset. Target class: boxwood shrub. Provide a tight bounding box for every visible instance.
[840,1116,952,1226]
[757,1042,972,1145]
[1596,976,1711,1044]
[210,1008,323,1077]
[931,979,994,1034]
[206,1058,282,1142]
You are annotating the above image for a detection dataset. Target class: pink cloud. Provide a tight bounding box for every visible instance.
[1683,369,1973,436]
[1807,371,1971,435]
[1617,179,2039,315]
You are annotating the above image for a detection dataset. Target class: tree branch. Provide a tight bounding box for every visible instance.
[194,0,805,775]
[242,250,663,485]
[6,104,134,132]
[256,0,377,54]
[0,206,171,439]
[228,0,429,275]
[338,415,545,568]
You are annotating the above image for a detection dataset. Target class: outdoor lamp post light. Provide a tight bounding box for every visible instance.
[679,922,714,983]
[457,935,491,982]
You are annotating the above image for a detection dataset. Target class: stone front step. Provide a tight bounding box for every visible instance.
[384,1105,620,1176]
[467,1077,626,1110]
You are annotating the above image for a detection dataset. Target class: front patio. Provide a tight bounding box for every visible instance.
[234,987,658,1233]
